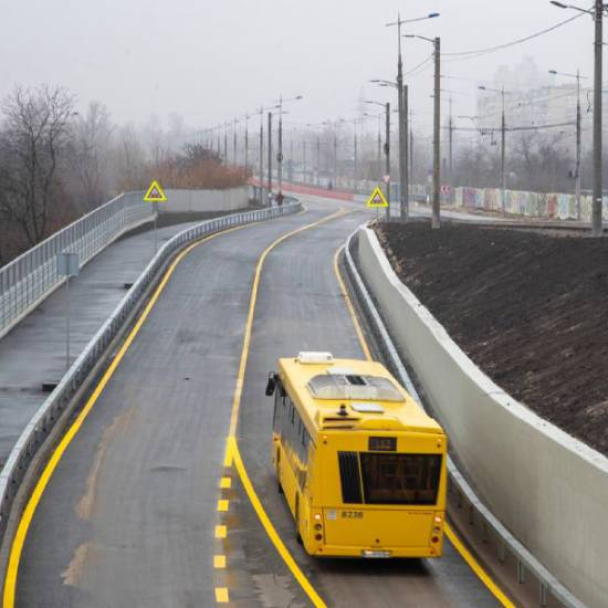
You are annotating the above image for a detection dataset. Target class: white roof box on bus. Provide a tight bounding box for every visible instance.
[297,352,334,364]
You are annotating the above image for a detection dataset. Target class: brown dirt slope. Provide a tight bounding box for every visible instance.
[376,222,608,457]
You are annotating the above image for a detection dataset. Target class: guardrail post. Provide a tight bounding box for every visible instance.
[517,560,526,584]
[540,583,548,607]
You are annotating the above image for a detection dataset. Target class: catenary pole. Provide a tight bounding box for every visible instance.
[432,37,441,229]
[592,0,603,235]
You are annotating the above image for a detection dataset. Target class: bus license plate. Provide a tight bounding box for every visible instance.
[362,550,391,559]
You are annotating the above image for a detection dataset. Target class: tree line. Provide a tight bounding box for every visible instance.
[0,86,249,266]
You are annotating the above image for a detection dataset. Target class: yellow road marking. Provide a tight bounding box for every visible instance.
[213,555,227,569]
[217,500,229,513]
[220,477,232,489]
[215,525,227,539]
[215,587,229,603]
[2,220,266,608]
[333,245,516,608]
[445,526,516,607]
[228,439,326,608]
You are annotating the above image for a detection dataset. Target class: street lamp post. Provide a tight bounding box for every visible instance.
[479,85,508,213]
[549,68,585,219]
[268,112,272,203]
[387,12,440,222]
[406,34,442,228]
[366,101,392,221]
[276,95,304,198]
[551,0,605,234]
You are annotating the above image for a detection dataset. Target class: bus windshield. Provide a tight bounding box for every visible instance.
[360,453,442,505]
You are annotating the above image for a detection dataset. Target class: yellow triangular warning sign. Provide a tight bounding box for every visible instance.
[143,180,168,203]
[366,186,388,209]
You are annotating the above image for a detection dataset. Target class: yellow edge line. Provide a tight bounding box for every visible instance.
[2,221,262,608]
[333,245,516,608]
[444,525,516,608]
[228,439,326,608]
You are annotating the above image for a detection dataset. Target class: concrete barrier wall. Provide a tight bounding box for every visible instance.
[357,227,608,608]
[157,188,249,213]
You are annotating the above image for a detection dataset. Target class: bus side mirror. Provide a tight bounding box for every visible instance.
[265,372,277,397]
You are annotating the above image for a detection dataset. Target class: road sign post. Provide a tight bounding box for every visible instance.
[57,252,80,372]
[366,186,389,224]
[143,180,168,253]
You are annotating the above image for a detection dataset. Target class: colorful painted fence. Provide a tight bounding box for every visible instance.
[453,187,608,222]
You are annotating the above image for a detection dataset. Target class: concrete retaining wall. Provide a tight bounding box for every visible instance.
[358,227,608,608]
[157,188,248,213]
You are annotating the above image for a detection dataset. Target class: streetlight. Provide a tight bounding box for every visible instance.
[275,95,304,197]
[549,68,586,219]
[386,11,440,223]
[551,0,604,235]
[479,84,508,213]
[366,100,391,221]
[405,33,442,228]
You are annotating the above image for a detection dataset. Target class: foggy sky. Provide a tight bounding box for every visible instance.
[0,0,596,135]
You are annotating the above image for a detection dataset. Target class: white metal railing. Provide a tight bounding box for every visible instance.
[0,202,301,568]
[0,191,152,340]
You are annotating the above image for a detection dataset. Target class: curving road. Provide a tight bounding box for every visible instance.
[11,197,500,607]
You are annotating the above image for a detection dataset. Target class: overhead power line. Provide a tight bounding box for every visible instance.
[444,13,585,61]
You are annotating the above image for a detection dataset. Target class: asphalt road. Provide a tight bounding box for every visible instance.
[13,197,499,607]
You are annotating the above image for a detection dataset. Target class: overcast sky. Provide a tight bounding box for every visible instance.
[0,0,596,135]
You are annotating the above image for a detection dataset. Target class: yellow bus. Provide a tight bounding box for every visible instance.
[265,352,448,559]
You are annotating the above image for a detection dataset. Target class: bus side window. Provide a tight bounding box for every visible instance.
[273,383,284,433]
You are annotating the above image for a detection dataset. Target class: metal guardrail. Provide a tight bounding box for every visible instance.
[0,191,153,340]
[0,202,301,558]
[342,226,584,608]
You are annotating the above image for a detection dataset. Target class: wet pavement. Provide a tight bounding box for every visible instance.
[0,222,197,467]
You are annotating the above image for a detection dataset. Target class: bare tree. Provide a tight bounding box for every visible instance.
[71,101,113,211]
[0,86,76,247]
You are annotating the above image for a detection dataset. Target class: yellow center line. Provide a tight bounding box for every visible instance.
[219,477,232,489]
[214,587,229,603]
[1,219,274,608]
[333,244,517,608]
[224,206,354,608]
[217,500,229,513]
[213,555,227,569]
[214,525,227,539]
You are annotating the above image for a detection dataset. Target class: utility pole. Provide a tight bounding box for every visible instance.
[334,133,338,188]
[233,119,238,164]
[395,16,407,223]
[576,69,582,220]
[592,0,603,236]
[432,37,441,229]
[224,123,228,161]
[303,138,307,183]
[278,105,284,196]
[244,114,249,169]
[501,86,506,214]
[410,110,414,182]
[354,122,358,186]
[267,112,273,203]
[403,85,410,218]
[385,101,391,222]
[259,107,264,188]
[449,97,454,204]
